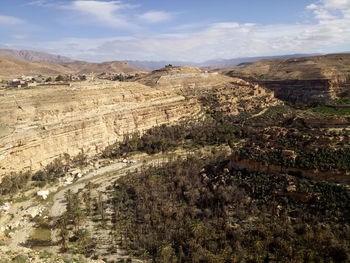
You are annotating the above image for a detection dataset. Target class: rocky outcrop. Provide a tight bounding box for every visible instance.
[137,66,281,114]
[220,54,350,104]
[258,79,332,103]
[0,80,201,174]
[258,78,350,104]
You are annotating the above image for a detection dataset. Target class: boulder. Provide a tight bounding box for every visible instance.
[26,206,42,218]
[37,190,50,200]
[63,176,74,185]
[286,185,297,192]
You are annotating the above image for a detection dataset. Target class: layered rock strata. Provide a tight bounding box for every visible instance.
[0,81,201,174]
[137,67,281,114]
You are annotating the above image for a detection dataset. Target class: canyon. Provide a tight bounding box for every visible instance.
[0,52,349,262]
[0,67,279,175]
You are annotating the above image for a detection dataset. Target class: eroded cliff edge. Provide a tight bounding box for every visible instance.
[0,81,200,174]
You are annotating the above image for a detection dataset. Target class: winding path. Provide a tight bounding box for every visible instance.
[50,162,128,218]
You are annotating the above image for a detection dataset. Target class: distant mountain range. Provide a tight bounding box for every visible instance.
[0,48,321,71]
[125,54,320,70]
[0,50,144,78]
[0,49,75,63]
[4,48,348,80]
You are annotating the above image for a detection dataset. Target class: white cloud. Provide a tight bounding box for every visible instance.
[41,10,350,63]
[6,0,350,62]
[64,0,137,28]
[322,0,350,9]
[26,0,50,6]
[306,3,319,9]
[313,8,336,19]
[26,0,172,28]
[307,0,350,20]
[138,11,172,23]
[0,15,24,25]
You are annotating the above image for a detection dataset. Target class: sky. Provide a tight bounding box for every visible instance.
[0,0,350,62]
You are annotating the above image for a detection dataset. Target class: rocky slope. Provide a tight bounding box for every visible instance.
[0,49,74,63]
[0,56,74,77]
[220,54,350,103]
[0,80,200,174]
[64,60,143,74]
[136,66,281,114]
[0,56,144,79]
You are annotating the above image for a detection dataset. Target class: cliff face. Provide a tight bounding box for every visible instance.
[137,67,281,114]
[0,67,282,175]
[258,79,332,103]
[258,79,350,104]
[220,54,350,104]
[0,81,201,174]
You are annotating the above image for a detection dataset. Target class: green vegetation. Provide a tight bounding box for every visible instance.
[55,75,64,81]
[11,255,29,263]
[102,117,245,158]
[26,227,52,249]
[311,97,350,115]
[113,74,125,81]
[57,190,94,254]
[238,147,350,172]
[109,154,350,262]
[0,171,31,195]
[0,152,87,196]
[328,97,350,105]
[311,106,350,116]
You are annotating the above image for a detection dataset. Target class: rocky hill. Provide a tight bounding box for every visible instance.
[0,56,144,79]
[64,61,143,74]
[0,49,74,63]
[220,53,350,80]
[125,54,316,70]
[220,54,350,104]
[0,56,74,77]
[136,66,281,115]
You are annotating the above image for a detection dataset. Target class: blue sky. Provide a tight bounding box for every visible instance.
[0,0,350,62]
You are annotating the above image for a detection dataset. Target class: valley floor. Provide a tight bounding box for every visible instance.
[0,147,223,262]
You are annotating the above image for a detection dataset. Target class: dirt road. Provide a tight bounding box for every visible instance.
[50,162,127,218]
